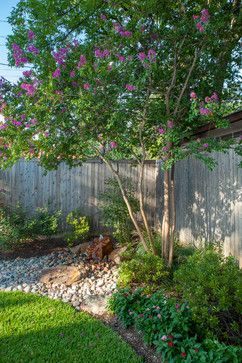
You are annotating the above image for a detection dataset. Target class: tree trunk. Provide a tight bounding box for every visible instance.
[168,164,175,267]
[100,155,150,253]
[138,159,157,255]
[162,169,170,260]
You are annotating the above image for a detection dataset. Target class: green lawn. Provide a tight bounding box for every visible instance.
[0,291,143,363]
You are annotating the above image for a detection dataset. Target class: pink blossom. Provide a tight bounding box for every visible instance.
[148,49,157,62]
[157,314,161,319]
[107,64,113,71]
[22,70,32,77]
[200,107,212,116]
[192,15,199,20]
[116,54,126,62]
[100,14,107,20]
[44,131,49,137]
[190,91,197,99]
[211,92,219,101]
[12,119,22,127]
[158,127,165,134]
[0,124,7,130]
[125,84,136,91]
[167,120,174,129]
[203,143,209,148]
[30,118,37,125]
[162,146,169,152]
[28,30,36,40]
[201,9,210,23]
[77,54,86,69]
[27,45,39,55]
[95,49,110,58]
[196,22,205,32]
[52,47,68,65]
[20,114,26,120]
[83,83,90,90]
[20,83,36,96]
[72,81,78,88]
[205,96,211,103]
[12,43,28,66]
[161,335,168,341]
[29,147,35,154]
[138,52,146,61]
[119,30,132,37]
[73,39,79,47]
[175,304,180,309]
[110,141,117,149]
[52,68,61,78]
[70,70,75,78]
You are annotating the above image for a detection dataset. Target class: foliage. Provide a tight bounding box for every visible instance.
[172,242,197,271]
[99,178,139,243]
[118,253,169,290]
[109,288,242,362]
[0,291,141,363]
[108,288,147,327]
[25,207,61,236]
[174,248,242,343]
[0,205,61,249]
[0,0,241,261]
[65,210,90,246]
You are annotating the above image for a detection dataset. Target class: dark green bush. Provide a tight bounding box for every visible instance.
[99,177,139,244]
[174,248,242,343]
[0,206,61,249]
[118,253,169,290]
[109,288,242,363]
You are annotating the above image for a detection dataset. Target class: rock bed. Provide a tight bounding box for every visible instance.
[0,249,118,314]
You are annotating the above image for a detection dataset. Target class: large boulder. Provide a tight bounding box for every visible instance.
[109,246,127,264]
[39,265,81,285]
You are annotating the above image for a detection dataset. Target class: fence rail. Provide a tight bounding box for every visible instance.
[0,151,241,265]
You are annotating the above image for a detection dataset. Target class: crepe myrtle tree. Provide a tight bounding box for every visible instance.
[0,0,241,265]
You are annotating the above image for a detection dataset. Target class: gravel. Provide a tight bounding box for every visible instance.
[0,250,118,314]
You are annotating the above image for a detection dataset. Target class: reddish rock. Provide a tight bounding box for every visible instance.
[86,236,114,260]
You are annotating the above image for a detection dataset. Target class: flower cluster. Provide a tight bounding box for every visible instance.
[138,49,157,63]
[77,54,86,69]
[20,83,37,96]
[27,44,40,55]
[113,22,132,37]
[52,47,68,65]
[12,43,28,66]
[27,30,36,40]
[193,9,210,32]
[95,49,110,58]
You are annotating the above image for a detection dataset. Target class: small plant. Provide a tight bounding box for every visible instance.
[108,288,147,327]
[118,253,169,291]
[109,288,242,363]
[66,210,90,246]
[174,248,242,343]
[0,205,61,249]
[99,178,139,244]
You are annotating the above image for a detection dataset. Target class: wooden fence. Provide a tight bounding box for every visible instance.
[0,151,241,265]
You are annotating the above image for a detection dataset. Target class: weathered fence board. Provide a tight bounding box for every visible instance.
[0,152,241,265]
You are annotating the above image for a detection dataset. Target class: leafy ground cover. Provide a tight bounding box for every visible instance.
[0,291,142,363]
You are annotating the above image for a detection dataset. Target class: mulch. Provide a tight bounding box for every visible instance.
[0,235,69,260]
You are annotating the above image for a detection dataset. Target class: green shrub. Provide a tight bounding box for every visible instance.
[0,206,61,249]
[174,248,242,343]
[25,208,61,236]
[134,291,192,345]
[118,253,169,290]
[66,210,90,246]
[109,288,242,363]
[99,178,139,244]
[108,288,147,327]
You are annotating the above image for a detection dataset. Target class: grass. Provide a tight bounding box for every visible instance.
[0,291,143,363]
